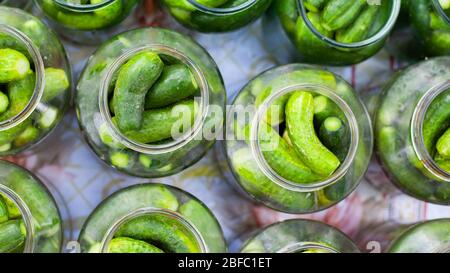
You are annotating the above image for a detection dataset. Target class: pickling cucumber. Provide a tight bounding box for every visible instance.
[0,91,9,114]
[108,237,164,253]
[0,219,26,253]
[42,68,70,102]
[313,95,346,125]
[113,51,164,131]
[423,91,450,156]
[0,193,21,219]
[336,4,380,43]
[436,128,450,159]
[321,0,367,31]
[318,116,349,161]
[286,91,341,176]
[13,125,40,148]
[304,0,326,12]
[145,64,198,109]
[0,48,30,84]
[0,196,7,223]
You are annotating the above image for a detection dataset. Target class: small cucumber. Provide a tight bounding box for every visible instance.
[306,11,333,38]
[304,0,326,12]
[110,151,131,169]
[13,125,40,147]
[0,91,9,114]
[318,116,349,161]
[0,196,7,224]
[423,91,450,156]
[42,68,70,102]
[336,4,380,43]
[321,0,367,31]
[113,51,164,131]
[313,95,346,125]
[108,237,164,253]
[0,48,30,83]
[259,122,323,183]
[435,156,450,173]
[0,220,26,253]
[0,194,21,219]
[323,179,347,201]
[145,64,198,109]
[286,91,341,176]
[114,99,197,144]
[114,214,202,253]
[436,128,450,159]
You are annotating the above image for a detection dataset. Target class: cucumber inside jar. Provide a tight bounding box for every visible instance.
[0,193,26,253]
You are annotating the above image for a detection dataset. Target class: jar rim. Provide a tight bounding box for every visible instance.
[100,207,208,253]
[187,0,257,14]
[250,83,360,192]
[0,24,45,132]
[99,45,210,155]
[411,80,450,182]
[432,0,450,24]
[0,183,36,253]
[52,0,117,12]
[297,0,401,49]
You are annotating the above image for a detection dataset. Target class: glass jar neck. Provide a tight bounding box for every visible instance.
[251,84,359,192]
[53,0,116,12]
[432,0,450,23]
[411,80,450,182]
[297,0,401,49]
[278,242,339,253]
[0,184,36,253]
[99,45,209,155]
[0,25,45,132]
[187,0,257,14]
[100,208,208,253]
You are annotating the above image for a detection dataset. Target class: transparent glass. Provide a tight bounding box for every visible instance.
[0,160,62,253]
[78,183,227,253]
[33,0,141,44]
[0,7,71,156]
[262,0,400,65]
[76,27,226,178]
[388,219,450,253]
[1,0,31,9]
[375,57,450,204]
[160,0,272,32]
[223,64,373,214]
[240,219,359,253]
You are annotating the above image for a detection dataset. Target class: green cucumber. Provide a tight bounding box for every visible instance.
[306,11,333,38]
[114,214,202,253]
[145,64,198,109]
[318,116,349,161]
[42,68,70,102]
[0,33,29,59]
[368,0,391,37]
[323,179,347,201]
[435,156,450,173]
[114,99,197,144]
[423,91,450,156]
[13,125,39,147]
[304,0,326,12]
[110,151,131,169]
[113,51,164,131]
[436,128,450,159]
[0,194,21,219]
[0,220,26,253]
[336,4,380,43]
[0,196,7,224]
[286,91,340,176]
[313,95,346,125]
[108,237,164,253]
[259,122,323,183]
[321,0,367,31]
[0,91,9,114]
[0,48,30,83]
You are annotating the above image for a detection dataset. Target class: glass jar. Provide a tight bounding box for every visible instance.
[262,0,400,65]
[0,7,71,156]
[375,57,450,204]
[33,0,141,45]
[388,219,450,253]
[76,27,226,178]
[160,0,272,33]
[78,183,227,253]
[0,160,62,253]
[407,0,450,57]
[223,64,373,214]
[240,219,359,253]
[1,0,31,9]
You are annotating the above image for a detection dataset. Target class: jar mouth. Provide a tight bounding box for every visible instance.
[250,84,359,192]
[0,184,35,253]
[99,45,210,155]
[297,0,401,49]
[0,25,45,132]
[187,0,257,14]
[432,0,450,23]
[411,80,450,182]
[53,0,117,12]
[100,208,208,253]
[278,242,340,253]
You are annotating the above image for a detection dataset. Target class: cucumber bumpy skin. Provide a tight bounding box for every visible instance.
[0,219,26,253]
[113,51,164,132]
[108,237,164,253]
[336,4,380,44]
[321,0,367,31]
[286,91,341,177]
[423,90,450,157]
[0,48,30,83]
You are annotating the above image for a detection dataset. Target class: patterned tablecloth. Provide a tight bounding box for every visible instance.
[2,0,450,253]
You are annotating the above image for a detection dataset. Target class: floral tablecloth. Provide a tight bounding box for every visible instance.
[2,0,450,253]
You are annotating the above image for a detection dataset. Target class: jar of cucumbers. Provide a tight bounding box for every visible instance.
[0,7,71,156]
[0,160,63,253]
[407,0,450,56]
[78,183,226,253]
[160,0,272,33]
[33,0,141,44]
[263,0,400,65]
[0,0,31,9]
[76,27,226,177]
[223,64,372,213]
[388,219,450,253]
[240,219,359,253]
[375,57,450,204]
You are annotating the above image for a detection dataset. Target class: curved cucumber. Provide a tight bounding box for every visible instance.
[321,0,367,31]
[436,128,450,159]
[286,91,340,176]
[0,48,30,83]
[336,4,380,43]
[113,51,164,131]
[0,220,26,253]
[423,91,450,156]
[114,99,197,144]
[259,122,322,183]
[108,237,164,253]
[114,214,201,253]
[145,64,198,109]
